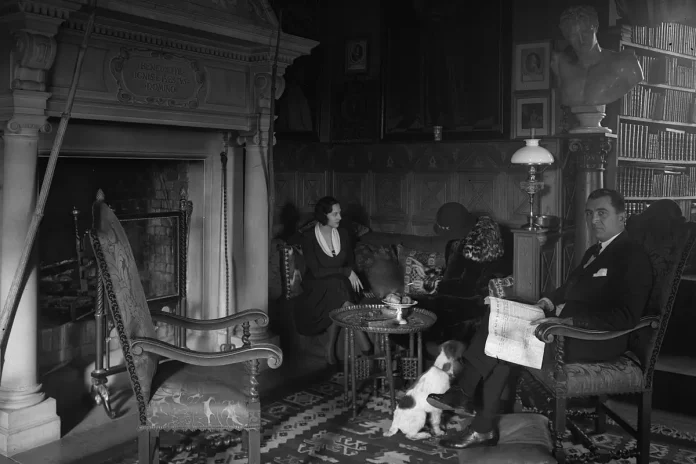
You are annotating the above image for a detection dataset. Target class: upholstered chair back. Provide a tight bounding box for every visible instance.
[89,199,160,415]
[626,199,696,383]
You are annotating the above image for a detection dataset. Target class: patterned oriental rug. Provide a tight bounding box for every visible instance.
[108,373,696,464]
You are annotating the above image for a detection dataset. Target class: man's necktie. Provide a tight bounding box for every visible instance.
[584,243,601,267]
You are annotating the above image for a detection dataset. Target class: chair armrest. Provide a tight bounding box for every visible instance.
[150,308,268,331]
[130,337,283,368]
[534,316,660,344]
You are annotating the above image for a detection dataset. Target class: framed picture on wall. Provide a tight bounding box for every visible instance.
[513,41,551,91]
[345,39,368,73]
[513,94,550,138]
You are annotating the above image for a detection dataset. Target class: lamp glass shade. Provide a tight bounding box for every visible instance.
[511,139,555,165]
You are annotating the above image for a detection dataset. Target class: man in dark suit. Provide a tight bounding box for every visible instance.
[427,188,654,449]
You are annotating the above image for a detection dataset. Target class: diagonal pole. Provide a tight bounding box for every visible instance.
[0,0,98,375]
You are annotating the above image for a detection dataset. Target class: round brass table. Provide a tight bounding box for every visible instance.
[329,304,437,418]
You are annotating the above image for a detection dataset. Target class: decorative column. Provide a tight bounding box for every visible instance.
[567,134,616,267]
[236,71,285,344]
[0,4,76,453]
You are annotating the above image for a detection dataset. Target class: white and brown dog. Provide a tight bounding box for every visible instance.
[384,340,466,440]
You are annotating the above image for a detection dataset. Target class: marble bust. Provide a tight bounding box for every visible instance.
[551,6,643,132]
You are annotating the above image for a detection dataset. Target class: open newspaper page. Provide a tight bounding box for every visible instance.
[484,297,547,369]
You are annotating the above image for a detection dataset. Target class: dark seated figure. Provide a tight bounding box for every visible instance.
[357,203,513,348]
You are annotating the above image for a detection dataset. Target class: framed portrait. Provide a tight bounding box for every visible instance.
[513,94,550,138]
[513,41,551,91]
[381,0,512,140]
[345,39,368,73]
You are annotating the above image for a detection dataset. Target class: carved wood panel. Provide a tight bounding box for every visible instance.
[299,172,326,211]
[371,173,407,219]
[540,246,557,296]
[334,172,369,219]
[274,172,297,210]
[411,172,451,221]
[457,172,499,219]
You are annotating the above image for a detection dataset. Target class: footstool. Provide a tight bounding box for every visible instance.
[456,413,556,464]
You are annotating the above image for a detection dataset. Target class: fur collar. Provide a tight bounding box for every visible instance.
[462,216,504,263]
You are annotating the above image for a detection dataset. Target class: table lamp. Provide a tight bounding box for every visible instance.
[511,129,555,230]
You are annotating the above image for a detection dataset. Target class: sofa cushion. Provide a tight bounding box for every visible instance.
[397,244,446,295]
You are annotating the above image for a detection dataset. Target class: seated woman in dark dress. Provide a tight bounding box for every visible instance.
[294,196,371,364]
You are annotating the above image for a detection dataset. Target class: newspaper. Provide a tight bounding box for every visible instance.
[484,297,547,369]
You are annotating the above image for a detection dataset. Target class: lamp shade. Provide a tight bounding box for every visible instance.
[511,139,555,165]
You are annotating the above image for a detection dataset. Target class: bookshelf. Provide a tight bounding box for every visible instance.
[604,23,696,396]
[605,23,696,221]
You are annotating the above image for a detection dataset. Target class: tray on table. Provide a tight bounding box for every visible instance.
[329,304,437,334]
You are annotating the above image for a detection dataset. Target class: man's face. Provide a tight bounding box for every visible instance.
[561,21,598,54]
[585,195,625,242]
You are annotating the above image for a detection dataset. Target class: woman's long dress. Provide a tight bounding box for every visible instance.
[294,227,356,336]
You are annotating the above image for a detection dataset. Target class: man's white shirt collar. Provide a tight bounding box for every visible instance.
[597,231,622,254]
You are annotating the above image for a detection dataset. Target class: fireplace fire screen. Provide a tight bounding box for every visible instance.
[85,190,193,418]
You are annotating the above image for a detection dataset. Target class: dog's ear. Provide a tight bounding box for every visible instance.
[439,340,467,359]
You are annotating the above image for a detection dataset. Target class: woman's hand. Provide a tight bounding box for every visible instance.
[349,270,364,293]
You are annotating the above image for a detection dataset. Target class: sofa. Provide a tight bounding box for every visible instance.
[270,215,514,355]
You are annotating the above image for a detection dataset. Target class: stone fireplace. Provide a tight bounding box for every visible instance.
[0,0,317,454]
[37,156,201,371]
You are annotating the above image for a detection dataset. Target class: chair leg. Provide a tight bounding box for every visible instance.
[138,430,160,464]
[637,392,652,464]
[595,394,607,434]
[247,428,261,464]
[552,397,567,464]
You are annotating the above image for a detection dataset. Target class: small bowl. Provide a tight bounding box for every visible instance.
[534,215,560,229]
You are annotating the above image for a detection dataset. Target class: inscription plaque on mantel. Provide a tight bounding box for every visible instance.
[110,48,205,108]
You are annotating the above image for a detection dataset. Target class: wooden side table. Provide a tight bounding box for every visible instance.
[329,304,437,418]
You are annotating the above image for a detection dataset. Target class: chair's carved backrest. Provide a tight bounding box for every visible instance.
[626,200,696,385]
[89,199,160,422]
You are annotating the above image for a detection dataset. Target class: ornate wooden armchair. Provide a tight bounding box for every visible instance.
[520,200,696,464]
[89,195,282,464]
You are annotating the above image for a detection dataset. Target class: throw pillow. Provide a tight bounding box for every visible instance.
[397,244,446,295]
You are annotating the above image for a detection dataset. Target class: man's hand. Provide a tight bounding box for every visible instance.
[530,317,573,326]
[348,270,363,293]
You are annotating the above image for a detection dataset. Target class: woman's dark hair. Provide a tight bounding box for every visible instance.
[314,196,340,225]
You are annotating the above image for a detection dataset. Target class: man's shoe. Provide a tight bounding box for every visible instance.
[439,425,499,449]
[426,386,476,416]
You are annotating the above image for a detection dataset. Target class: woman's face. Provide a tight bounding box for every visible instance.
[326,203,342,228]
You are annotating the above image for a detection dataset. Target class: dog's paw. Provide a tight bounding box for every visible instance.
[406,432,431,440]
[383,429,396,437]
[433,427,446,437]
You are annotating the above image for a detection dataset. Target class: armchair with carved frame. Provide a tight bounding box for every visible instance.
[89,194,282,464]
[519,200,696,464]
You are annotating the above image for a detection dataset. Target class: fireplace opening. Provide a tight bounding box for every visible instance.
[36,156,200,371]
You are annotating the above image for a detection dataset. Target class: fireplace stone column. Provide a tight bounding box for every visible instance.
[235,71,284,346]
[0,91,60,455]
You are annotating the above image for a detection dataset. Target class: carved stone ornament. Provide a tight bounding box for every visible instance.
[4,117,52,136]
[11,31,58,91]
[110,48,206,108]
[237,130,275,148]
[567,136,614,171]
[253,72,285,114]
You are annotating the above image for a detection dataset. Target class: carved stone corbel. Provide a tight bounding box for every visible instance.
[11,31,58,91]
[253,72,285,115]
[1,0,81,91]
[568,136,614,171]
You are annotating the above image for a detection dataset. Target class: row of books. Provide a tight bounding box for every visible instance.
[617,166,696,198]
[638,54,695,89]
[629,23,696,57]
[619,122,696,161]
[620,85,696,123]
[625,201,648,217]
